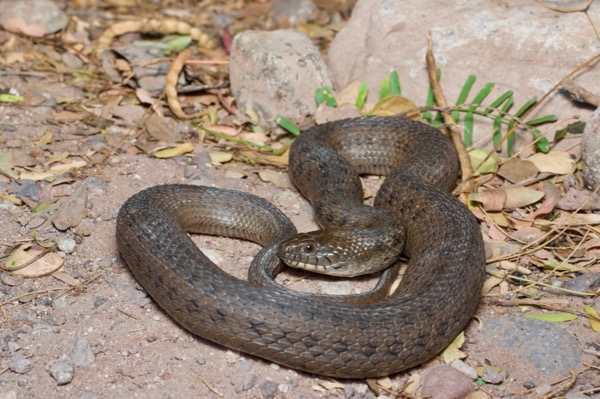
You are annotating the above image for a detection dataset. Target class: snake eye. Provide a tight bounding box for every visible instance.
[303,242,316,253]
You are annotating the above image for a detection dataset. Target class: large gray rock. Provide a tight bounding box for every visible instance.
[582,107,600,188]
[328,0,599,145]
[230,30,333,128]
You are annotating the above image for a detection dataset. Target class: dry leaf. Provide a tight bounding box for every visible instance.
[503,187,545,209]
[440,331,466,362]
[258,169,282,184]
[19,170,55,182]
[527,151,575,174]
[497,158,538,183]
[583,306,600,332]
[368,95,417,117]
[3,243,64,277]
[208,151,233,164]
[472,190,506,212]
[153,143,194,158]
[49,160,87,173]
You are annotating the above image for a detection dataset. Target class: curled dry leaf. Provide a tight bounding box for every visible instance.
[153,143,194,159]
[440,331,466,363]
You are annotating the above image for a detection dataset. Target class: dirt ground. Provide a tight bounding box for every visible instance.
[0,1,599,399]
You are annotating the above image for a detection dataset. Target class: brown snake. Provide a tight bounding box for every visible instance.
[116,116,486,378]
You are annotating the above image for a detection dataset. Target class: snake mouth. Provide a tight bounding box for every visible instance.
[280,257,344,274]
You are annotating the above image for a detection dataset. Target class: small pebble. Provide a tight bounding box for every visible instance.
[196,357,206,365]
[522,380,536,389]
[7,342,21,352]
[237,359,253,371]
[69,339,95,367]
[98,258,113,269]
[9,355,32,374]
[482,366,504,384]
[535,383,552,395]
[260,380,278,399]
[225,350,238,365]
[57,238,77,254]
[451,359,478,380]
[48,361,74,385]
[278,383,289,393]
[323,281,352,295]
[241,374,256,391]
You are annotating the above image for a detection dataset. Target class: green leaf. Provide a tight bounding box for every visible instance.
[275,114,301,136]
[389,71,401,96]
[355,82,368,111]
[452,74,476,123]
[485,90,513,115]
[464,112,474,147]
[470,82,495,109]
[161,35,193,53]
[379,76,391,100]
[532,128,550,153]
[555,121,586,142]
[0,93,24,103]
[524,312,577,323]
[469,149,501,175]
[526,115,558,126]
[514,96,537,118]
[315,86,337,107]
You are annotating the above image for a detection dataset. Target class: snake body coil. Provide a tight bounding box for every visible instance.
[116,117,486,378]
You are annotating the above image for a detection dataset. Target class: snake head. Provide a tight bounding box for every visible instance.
[277,228,403,277]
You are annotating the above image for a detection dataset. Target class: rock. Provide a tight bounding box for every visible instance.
[230,29,333,128]
[421,365,475,399]
[562,273,600,294]
[482,366,504,384]
[0,0,68,37]
[8,355,32,374]
[556,187,600,211]
[582,107,600,188]
[57,238,77,254]
[48,361,74,385]
[479,316,581,379]
[451,359,478,380]
[327,0,598,146]
[52,183,88,231]
[259,380,278,399]
[69,339,95,367]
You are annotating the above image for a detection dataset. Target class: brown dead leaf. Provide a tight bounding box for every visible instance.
[527,151,575,175]
[3,243,64,277]
[153,143,194,159]
[504,187,545,209]
[522,181,560,221]
[497,158,539,183]
[368,95,418,117]
[472,190,507,212]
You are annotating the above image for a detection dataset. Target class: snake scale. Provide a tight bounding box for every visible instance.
[116,116,486,378]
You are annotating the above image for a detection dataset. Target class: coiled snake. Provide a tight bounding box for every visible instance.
[116,116,486,378]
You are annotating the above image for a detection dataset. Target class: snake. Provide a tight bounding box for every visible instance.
[116,116,486,378]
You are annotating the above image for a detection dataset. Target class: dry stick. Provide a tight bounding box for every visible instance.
[454,52,600,195]
[425,33,474,199]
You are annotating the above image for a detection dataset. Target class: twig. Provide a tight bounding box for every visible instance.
[425,33,474,197]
